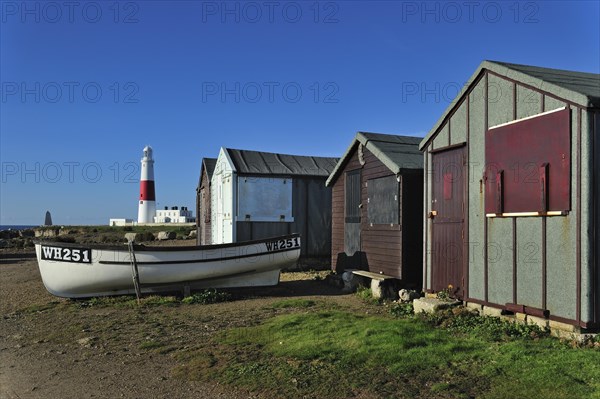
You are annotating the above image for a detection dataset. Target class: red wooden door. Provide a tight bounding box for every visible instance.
[431,146,465,299]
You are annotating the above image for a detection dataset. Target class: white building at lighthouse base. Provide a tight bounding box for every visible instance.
[154,206,195,224]
[109,218,134,226]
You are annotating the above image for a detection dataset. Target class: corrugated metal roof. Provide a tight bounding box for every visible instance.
[420,60,600,150]
[326,132,424,186]
[225,148,338,177]
[492,61,600,104]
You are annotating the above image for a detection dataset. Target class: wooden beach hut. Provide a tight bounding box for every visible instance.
[326,132,423,288]
[200,147,338,263]
[419,60,600,332]
[196,157,217,245]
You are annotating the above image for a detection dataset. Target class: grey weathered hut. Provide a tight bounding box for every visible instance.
[199,147,338,263]
[420,60,599,332]
[326,132,423,287]
[196,157,217,245]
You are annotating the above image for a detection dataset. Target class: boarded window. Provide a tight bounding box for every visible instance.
[345,170,361,223]
[367,175,399,224]
[485,108,571,215]
[238,176,293,222]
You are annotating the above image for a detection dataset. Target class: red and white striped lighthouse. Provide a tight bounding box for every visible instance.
[137,146,156,223]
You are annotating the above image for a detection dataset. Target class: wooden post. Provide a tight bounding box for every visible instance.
[128,242,142,304]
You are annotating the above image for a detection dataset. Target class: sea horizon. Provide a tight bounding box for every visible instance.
[0,225,38,231]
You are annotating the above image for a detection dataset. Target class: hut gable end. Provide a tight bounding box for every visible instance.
[420,61,600,151]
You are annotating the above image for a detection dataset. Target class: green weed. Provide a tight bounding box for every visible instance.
[389,302,414,317]
[418,308,549,341]
[182,289,231,305]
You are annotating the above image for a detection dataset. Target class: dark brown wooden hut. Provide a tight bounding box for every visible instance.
[326,132,423,288]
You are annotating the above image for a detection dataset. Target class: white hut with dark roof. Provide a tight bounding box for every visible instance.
[201,147,338,262]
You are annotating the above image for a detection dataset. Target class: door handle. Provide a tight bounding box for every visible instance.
[428,211,437,219]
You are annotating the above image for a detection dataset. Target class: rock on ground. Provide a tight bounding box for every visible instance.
[157,231,177,240]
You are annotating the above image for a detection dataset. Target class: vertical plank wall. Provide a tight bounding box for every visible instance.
[331,147,361,269]
[196,168,211,245]
[331,145,406,278]
[424,69,594,326]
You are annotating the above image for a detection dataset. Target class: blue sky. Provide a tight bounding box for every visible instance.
[1,0,598,225]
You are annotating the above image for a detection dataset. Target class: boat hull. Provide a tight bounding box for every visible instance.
[34,234,301,298]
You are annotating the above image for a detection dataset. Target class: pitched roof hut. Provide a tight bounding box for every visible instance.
[326,132,423,287]
[196,158,217,245]
[420,60,600,332]
[200,147,338,262]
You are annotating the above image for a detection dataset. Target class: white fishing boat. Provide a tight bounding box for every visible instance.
[34,234,301,298]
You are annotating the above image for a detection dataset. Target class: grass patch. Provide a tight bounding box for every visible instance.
[140,296,180,307]
[182,289,231,305]
[269,299,316,309]
[139,340,164,350]
[18,301,61,314]
[174,310,600,398]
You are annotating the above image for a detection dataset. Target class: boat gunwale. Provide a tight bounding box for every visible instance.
[98,246,300,265]
[33,233,301,252]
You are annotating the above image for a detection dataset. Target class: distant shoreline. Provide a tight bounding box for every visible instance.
[0,225,37,231]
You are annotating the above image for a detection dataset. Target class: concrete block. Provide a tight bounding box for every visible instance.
[515,312,527,322]
[548,319,579,333]
[527,315,549,329]
[371,279,384,299]
[465,302,483,313]
[370,279,397,300]
[413,298,461,314]
[482,306,503,317]
[550,330,596,344]
[550,329,576,340]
